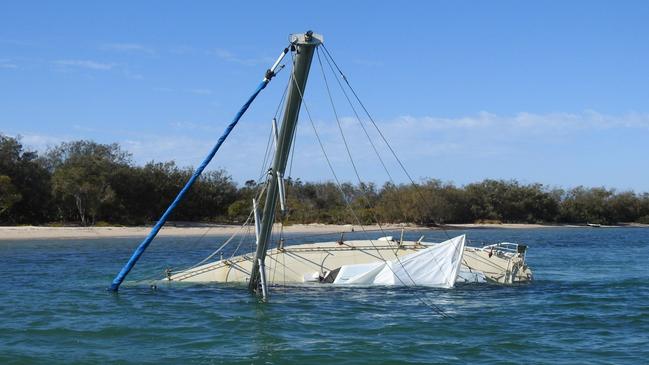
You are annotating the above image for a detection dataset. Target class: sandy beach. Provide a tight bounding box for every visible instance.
[0,222,630,241]
[0,223,395,240]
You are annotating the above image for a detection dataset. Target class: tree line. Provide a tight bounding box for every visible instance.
[2,134,649,226]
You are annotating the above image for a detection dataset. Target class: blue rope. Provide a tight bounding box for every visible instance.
[109,80,269,291]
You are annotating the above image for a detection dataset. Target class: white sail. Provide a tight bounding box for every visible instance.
[333,235,466,288]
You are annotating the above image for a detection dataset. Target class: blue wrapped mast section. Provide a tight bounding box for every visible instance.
[109,79,270,292]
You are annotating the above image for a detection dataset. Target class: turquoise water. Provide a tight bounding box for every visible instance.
[1,228,648,364]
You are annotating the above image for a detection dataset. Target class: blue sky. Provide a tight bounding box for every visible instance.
[2,1,648,191]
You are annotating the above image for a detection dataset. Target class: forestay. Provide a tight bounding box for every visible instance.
[333,235,467,288]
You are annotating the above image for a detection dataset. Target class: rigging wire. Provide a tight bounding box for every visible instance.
[290,51,450,317]
[258,128,274,182]
[158,56,292,280]
[318,48,421,236]
[276,117,299,251]
[315,48,453,314]
[317,49,403,250]
[258,80,290,182]
[316,48,409,235]
[277,110,301,249]
[138,209,257,285]
[171,180,270,274]
[181,65,293,274]
[229,224,252,260]
[171,209,255,273]
[321,43,451,239]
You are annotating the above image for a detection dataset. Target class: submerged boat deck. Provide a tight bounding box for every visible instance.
[169,238,532,285]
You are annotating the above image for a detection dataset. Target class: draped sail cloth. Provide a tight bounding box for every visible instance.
[333,235,467,288]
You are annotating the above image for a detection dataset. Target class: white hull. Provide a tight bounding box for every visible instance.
[167,239,532,285]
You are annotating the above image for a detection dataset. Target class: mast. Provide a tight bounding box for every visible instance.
[248,31,322,298]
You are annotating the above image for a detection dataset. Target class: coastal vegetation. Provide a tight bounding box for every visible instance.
[2,134,648,226]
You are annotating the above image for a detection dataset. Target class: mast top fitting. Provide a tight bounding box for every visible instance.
[290,30,323,45]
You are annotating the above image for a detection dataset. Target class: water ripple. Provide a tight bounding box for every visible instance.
[1,228,648,364]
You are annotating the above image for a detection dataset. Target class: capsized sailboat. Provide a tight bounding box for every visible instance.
[110,31,533,300]
[167,234,532,287]
[171,234,469,287]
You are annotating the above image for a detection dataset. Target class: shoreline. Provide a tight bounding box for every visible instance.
[1,222,647,241]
